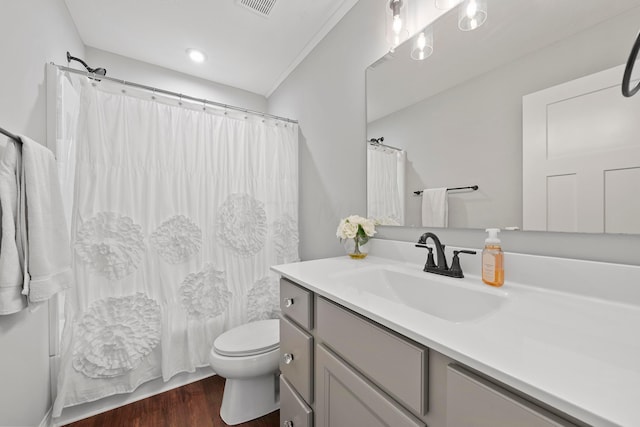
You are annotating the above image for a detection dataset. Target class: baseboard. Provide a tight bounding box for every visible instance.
[39,407,52,427]
[52,367,215,426]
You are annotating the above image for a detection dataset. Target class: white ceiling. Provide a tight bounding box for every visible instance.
[64,0,358,96]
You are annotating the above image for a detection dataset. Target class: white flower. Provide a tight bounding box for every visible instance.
[336,215,377,240]
[342,222,358,239]
[150,215,201,264]
[273,214,299,262]
[361,219,377,237]
[336,219,346,239]
[179,264,231,319]
[216,194,267,257]
[247,276,280,321]
[75,212,145,280]
[72,293,161,378]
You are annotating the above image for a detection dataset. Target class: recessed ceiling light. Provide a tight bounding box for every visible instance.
[186,48,206,63]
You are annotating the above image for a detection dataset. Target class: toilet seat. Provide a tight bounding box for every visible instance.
[214,319,279,357]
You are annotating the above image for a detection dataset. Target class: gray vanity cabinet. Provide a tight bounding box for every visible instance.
[279,277,583,427]
[446,365,580,427]
[315,344,425,427]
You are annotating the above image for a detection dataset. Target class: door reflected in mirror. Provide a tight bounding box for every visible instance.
[366,0,640,234]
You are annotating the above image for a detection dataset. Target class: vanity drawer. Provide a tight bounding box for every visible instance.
[280,375,313,427]
[280,315,314,404]
[281,278,313,330]
[316,297,428,416]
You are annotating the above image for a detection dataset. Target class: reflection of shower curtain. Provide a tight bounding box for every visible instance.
[52,75,298,415]
[367,145,405,225]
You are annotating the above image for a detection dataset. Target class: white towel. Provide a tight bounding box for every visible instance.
[0,141,27,314]
[18,135,72,304]
[421,188,448,227]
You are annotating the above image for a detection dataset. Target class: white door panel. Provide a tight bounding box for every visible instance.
[523,64,640,233]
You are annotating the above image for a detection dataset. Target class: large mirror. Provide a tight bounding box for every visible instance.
[367,0,640,233]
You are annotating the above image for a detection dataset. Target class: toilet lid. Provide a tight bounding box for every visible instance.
[214,319,279,357]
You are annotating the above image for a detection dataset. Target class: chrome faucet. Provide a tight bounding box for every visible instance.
[416,233,476,278]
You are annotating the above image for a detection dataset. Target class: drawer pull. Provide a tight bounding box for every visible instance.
[282,353,294,364]
[284,297,294,307]
[283,421,293,427]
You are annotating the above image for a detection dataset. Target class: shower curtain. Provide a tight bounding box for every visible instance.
[53,74,299,415]
[367,145,406,225]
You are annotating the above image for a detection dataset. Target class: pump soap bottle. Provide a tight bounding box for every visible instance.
[482,228,504,287]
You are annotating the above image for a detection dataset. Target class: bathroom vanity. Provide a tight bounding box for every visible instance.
[273,239,640,427]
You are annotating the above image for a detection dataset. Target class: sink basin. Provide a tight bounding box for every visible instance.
[333,266,507,322]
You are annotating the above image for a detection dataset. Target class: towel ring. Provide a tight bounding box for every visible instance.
[622,30,640,97]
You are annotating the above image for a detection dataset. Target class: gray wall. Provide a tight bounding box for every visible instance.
[268,0,640,266]
[268,0,387,260]
[0,1,84,426]
[368,8,640,230]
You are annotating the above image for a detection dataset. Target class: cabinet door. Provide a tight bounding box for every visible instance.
[281,375,313,427]
[447,364,578,427]
[315,344,425,427]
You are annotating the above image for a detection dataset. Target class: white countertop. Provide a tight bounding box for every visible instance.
[272,242,640,427]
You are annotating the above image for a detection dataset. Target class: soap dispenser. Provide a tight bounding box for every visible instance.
[482,228,504,287]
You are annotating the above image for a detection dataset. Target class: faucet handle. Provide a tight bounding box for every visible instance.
[449,250,477,278]
[425,247,436,269]
[416,244,437,270]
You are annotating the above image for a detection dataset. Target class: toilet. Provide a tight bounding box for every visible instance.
[209,319,280,425]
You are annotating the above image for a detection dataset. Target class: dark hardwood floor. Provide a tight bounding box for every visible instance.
[63,376,280,427]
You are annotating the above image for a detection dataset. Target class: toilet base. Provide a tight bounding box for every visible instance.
[219,373,280,425]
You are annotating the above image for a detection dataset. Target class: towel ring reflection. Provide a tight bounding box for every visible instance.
[622,30,640,97]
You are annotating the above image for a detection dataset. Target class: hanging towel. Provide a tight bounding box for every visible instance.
[18,135,72,304]
[0,141,27,314]
[421,188,448,227]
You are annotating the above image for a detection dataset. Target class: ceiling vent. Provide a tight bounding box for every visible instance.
[236,0,277,18]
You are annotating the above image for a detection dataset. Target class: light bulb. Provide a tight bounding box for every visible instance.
[466,0,478,18]
[417,32,426,50]
[393,15,403,34]
[411,28,433,61]
[458,0,486,31]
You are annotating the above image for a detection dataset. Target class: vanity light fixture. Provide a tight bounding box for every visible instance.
[458,0,487,31]
[387,0,409,50]
[411,28,433,61]
[186,48,206,63]
[434,0,462,10]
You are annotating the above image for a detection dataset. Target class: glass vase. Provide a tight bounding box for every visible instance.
[344,237,369,259]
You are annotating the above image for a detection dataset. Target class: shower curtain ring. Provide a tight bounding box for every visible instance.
[151,89,156,101]
[178,94,183,106]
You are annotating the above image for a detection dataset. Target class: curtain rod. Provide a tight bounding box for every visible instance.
[367,137,402,151]
[0,126,20,142]
[51,63,299,125]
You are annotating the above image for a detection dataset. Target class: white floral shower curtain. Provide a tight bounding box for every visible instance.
[53,75,298,415]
